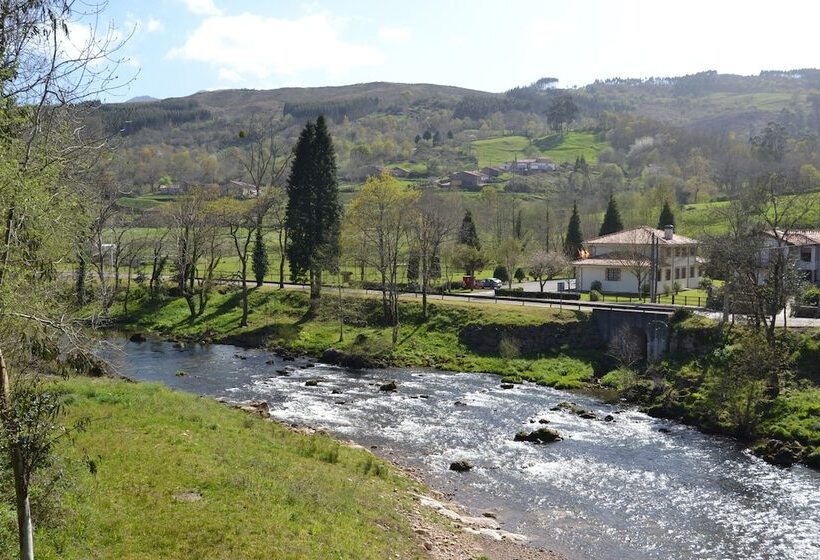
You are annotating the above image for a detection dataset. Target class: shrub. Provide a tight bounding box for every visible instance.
[589,289,602,302]
[493,266,509,283]
[514,268,526,282]
[498,335,520,359]
[590,280,603,292]
[698,276,713,290]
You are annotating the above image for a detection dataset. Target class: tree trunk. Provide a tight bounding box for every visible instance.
[421,254,429,321]
[0,351,35,560]
[240,261,249,327]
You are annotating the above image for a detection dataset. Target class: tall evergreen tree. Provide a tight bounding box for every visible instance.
[564,202,584,258]
[251,229,268,287]
[657,200,676,229]
[599,194,624,236]
[285,116,341,301]
[458,210,481,250]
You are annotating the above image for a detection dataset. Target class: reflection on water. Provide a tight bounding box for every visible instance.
[104,340,820,560]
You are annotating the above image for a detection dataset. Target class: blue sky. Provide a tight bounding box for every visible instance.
[90,0,819,101]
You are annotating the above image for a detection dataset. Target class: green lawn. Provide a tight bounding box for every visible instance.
[14,377,427,560]
[471,131,609,168]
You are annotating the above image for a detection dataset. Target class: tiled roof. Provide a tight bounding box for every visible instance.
[586,226,699,246]
[571,253,651,267]
[779,230,820,245]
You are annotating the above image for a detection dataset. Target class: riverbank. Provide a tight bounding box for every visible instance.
[109,286,819,469]
[8,375,563,560]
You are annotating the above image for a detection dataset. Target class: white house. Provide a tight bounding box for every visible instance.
[572,225,704,294]
[758,230,820,286]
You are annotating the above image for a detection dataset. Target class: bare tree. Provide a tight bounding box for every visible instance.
[528,250,569,292]
[411,191,456,319]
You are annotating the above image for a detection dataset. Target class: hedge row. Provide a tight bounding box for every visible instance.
[494,289,581,300]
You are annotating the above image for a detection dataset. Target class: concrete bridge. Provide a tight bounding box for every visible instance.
[591,308,673,363]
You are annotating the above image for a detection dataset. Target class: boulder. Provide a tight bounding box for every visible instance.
[551,401,596,419]
[305,378,321,387]
[603,414,615,422]
[514,427,561,444]
[129,332,147,343]
[538,418,550,424]
[454,401,467,406]
[500,383,515,389]
[379,380,398,392]
[752,439,804,467]
[175,370,188,377]
[449,460,473,472]
[275,368,291,376]
[238,400,269,417]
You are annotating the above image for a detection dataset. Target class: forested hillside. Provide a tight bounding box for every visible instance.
[88,70,820,245]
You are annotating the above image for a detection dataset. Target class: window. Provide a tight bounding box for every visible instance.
[801,248,812,262]
[675,268,680,279]
[656,270,661,281]
[689,246,697,256]
[665,269,671,281]
[674,248,681,257]
[681,267,687,279]
[690,266,695,277]
[606,268,621,281]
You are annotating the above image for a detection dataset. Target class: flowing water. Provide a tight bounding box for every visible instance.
[103,339,820,560]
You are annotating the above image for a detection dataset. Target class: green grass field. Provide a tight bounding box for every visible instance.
[471,132,609,168]
[12,377,427,560]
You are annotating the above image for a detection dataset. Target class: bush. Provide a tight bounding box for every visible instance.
[589,289,602,302]
[514,268,526,282]
[493,289,581,300]
[498,335,520,359]
[590,280,603,292]
[698,276,713,290]
[670,307,693,323]
[493,266,509,283]
[801,286,819,306]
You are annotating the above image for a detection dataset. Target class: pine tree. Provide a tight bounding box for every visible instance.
[251,229,268,287]
[285,116,341,301]
[564,202,584,258]
[458,210,481,250]
[599,194,624,236]
[657,200,675,229]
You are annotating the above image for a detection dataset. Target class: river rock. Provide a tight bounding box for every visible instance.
[275,368,291,376]
[514,427,562,444]
[551,400,596,419]
[449,460,473,472]
[175,370,188,377]
[538,418,550,424]
[380,380,398,392]
[752,439,804,467]
[604,414,615,422]
[172,341,186,349]
[129,332,147,343]
[305,378,321,387]
[238,400,269,417]
[454,401,467,406]
[500,383,515,389]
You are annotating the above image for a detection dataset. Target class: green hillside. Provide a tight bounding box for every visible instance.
[471,132,609,168]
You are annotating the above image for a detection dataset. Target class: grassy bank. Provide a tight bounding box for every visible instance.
[1,376,428,560]
[114,286,602,390]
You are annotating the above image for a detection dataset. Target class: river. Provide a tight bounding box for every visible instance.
[102,339,820,560]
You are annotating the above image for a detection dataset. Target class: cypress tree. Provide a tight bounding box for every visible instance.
[285,116,341,301]
[657,201,675,229]
[458,210,481,250]
[564,202,584,258]
[251,229,268,287]
[599,194,624,236]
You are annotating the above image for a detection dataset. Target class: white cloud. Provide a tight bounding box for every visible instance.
[168,11,384,83]
[181,0,222,17]
[146,17,164,33]
[378,26,411,42]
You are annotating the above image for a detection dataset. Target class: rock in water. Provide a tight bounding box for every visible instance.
[129,332,147,343]
[449,460,473,472]
[514,427,562,443]
[379,380,398,392]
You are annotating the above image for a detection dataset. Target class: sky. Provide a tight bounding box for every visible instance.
[85,0,820,101]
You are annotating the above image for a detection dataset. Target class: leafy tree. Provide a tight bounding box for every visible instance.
[446,130,453,140]
[406,252,419,283]
[599,195,624,236]
[514,267,526,283]
[458,210,481,250]
[563,202,583,258]
[657,200,675,229]
[345,172,419,343]
[422,129,432,141]
[546,95,579,135]
[414,134,421,144]
[496,237,523,289]
[0,2,129,558]
[285,116,341,303]
[493,265,509,283]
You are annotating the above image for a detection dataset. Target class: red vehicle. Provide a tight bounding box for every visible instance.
[462,275,482,289]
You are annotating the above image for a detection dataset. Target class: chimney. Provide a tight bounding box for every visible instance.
[663,225,674,240]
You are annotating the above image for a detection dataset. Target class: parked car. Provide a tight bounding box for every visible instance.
[482,278,503,289]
